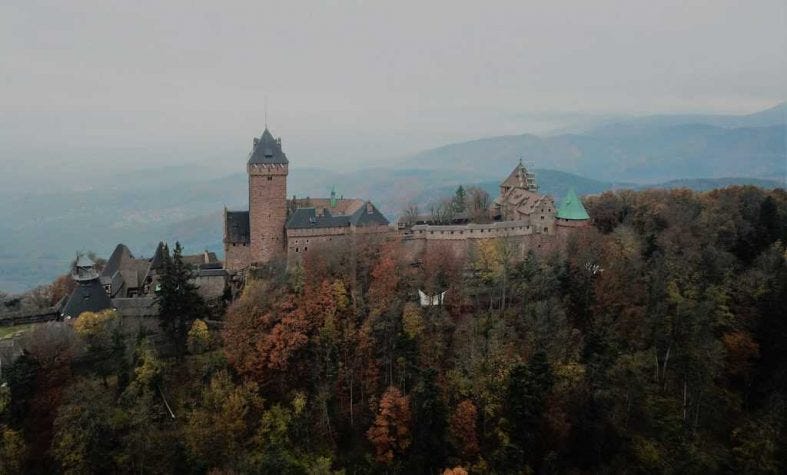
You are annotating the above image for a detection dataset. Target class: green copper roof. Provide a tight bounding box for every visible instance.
[556,188,590,220]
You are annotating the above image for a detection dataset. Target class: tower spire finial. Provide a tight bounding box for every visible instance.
[264,95,268,129]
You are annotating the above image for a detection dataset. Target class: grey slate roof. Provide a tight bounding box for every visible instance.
[248,128,288,165]
[100,243,154,297]
[101,244,134,279]
[349,202,390,227]
[286,208,351,229]
[61,280,113,319]
[225,211,250,244]
[286,202,389,230]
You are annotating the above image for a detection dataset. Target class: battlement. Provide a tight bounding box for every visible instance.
[409,219,546,239]
[248,162,289,176]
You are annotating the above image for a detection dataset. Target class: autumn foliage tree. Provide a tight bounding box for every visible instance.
[449,399,480,460]
[367,386,412,464]
[5,185,787,473]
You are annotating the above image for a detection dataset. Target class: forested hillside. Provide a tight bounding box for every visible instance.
[2,186,786,474]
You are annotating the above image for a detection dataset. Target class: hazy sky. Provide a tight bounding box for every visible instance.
[1,0,785,174]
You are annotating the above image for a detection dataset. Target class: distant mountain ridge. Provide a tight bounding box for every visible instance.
[582,102,787,135]
[400,102,786,183]
[402,124,785,183]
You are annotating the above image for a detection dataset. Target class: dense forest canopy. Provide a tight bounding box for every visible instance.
[1,185,786,474]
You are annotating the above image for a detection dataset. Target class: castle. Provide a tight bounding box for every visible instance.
[223,127,590,273]
[223,128,391,271]
[398,161,591,259]
[46,126,591,322]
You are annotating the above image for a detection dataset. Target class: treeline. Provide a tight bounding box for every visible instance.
[1,186,786,474]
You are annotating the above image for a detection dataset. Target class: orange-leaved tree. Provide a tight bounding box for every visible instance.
[449,399,479,460]
[367,386,411,464]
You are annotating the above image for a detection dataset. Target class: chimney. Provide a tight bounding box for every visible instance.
[253,137,259,148]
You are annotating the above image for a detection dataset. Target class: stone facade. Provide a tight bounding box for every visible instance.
[248,163,288,263]
[401,220,561,261]
[224,241,250,272]
[286,222,394,263]
[399,162,590,261]
[223,130,589,273]
[223,128,391,271]
[286,226,350,256]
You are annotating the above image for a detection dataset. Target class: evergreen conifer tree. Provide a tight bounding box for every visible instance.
[504,350,553,469]
[407,368,447,471]
[155,242,207,357]
[452,185,467,213]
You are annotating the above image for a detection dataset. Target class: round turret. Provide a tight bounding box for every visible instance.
[71,254,99,282]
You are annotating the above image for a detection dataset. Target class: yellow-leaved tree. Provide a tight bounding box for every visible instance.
[187,319,211,354]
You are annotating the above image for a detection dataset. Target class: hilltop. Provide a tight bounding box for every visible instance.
[1,103,784,292]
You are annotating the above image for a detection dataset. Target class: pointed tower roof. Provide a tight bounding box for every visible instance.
[501,161,538,191]
[101,244,134,279]
[149,241,169,270]
[75,254,95,268]
[61,279,112,318]
[248,128,288,165]
[556,188,590,220]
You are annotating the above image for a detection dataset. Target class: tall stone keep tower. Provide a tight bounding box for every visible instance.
[247,128,289,264]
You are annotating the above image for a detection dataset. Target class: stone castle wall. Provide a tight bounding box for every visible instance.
[400,218,582,262]
[224,243,250,272]
[113,297,158,317]
[287,226,350,260]
[286,225,396,263]
[192,272,227,300]
[249,163,288,264]
[408,218,556,243]
[555,219,591,249]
